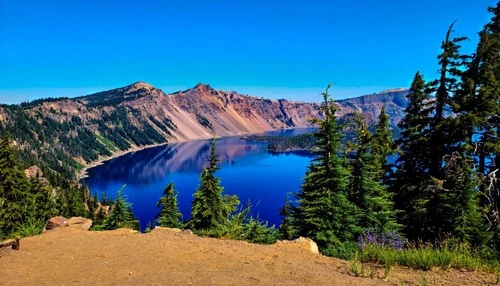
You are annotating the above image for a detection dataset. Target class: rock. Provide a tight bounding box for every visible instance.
[182,229,193,235]
[151,227,182,233]
[24,165,44,180]
[95,203,110,216]
[277,237,320,255]
[24,165,55,196]
[294,237,319,254]
[46,216,68,230]
[0,236,20,250]
[67,217,93,231]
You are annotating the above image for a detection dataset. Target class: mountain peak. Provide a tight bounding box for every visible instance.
[193,83,213,91]
[375,88,409,94]
[128,81,154,91]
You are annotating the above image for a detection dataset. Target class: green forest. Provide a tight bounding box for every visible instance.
[0,0,499,274]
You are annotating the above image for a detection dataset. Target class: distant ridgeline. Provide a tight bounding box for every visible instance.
[0,82,409,183]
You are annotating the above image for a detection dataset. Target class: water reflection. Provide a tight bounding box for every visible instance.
[87,137,267,186]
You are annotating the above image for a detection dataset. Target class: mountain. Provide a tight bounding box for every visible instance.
[0,82,408,179]
[337,88,409,127]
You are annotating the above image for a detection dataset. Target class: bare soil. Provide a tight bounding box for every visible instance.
[0,227,496,285]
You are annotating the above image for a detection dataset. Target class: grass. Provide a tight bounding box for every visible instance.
[95,133,119,153]
[74,161,84,171]
[17,217,45,237]
[357,244,500,274]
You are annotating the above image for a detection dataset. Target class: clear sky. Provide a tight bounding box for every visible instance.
[0,0,496,103]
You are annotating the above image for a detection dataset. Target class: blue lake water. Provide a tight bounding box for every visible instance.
[84,128,316,230]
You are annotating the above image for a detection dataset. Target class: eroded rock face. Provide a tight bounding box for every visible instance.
[24,165,52,186]
[46,216,69,230]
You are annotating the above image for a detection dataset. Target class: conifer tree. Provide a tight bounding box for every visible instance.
[433,152,488,246]
[278,195,296,240]
[371,106,395,183]
[190,136,239,231]
[347,114,399,233]
[392,72,434,242]
[456,2,500,247]
[292,85,358,254]
[156,182,183,228]
[428,21,468,177]
[28,177,57,221]
[103,187,139,230]
[0,136,30,237]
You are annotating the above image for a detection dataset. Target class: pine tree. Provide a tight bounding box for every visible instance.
[455,2,500,247]
[428,21,468,177]
[434,152,488,246]
[28,177,56,221]
[371,106,395,183]
[0,136,31,237]
[278,194,296,240]
[156,182,183,228]
[190,136,239,231]
[292,85,358,255]
[103,187,138,230]
[347,114,399,233]
[392,72,434,242]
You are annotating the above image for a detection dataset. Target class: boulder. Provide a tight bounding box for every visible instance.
[24,165,44,180]
[294,237,319,254]
[276,237,319,255]
[182,229,193,235]
[67,217,93,231]
[151,226,182,233]
[46,216,68,230]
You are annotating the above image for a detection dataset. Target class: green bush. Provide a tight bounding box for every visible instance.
[17,217,46,237]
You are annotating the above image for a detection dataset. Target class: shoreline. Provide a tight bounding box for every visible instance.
[78,142,170,180]
[78,126,316,180]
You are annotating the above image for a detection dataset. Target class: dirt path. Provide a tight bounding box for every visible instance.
[0,228,496,285]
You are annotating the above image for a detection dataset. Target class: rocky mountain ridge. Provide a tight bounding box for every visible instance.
[0,82,409,179]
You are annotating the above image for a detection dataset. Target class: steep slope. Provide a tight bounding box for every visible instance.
[337,88,409,127]
[0,82,408,179]
[0,227,494,285]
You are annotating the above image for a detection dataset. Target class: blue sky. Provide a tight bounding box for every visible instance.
[0,0,496,103]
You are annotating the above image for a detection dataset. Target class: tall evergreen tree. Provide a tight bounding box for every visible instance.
[456,2,500,247]
[434,152,488,246]
[0,136,31,237]
[278,194,296,240]
[292,85,358,255]
[28,177,57,221]
[392,72,434,242]
[428,21,468,177]
[190,136,239,231]
[371,106,396,184]
[156,182,183,228]
[347,114,399,233]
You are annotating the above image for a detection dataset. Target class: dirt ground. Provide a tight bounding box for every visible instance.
[0,227,496,285]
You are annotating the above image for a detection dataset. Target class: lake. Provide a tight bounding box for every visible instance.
[84,128,316,230]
